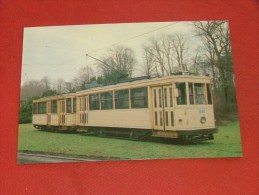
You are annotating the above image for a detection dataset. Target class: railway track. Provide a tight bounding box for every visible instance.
[17,152,97,164]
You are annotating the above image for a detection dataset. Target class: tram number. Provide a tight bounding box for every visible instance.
[199,109,206,114]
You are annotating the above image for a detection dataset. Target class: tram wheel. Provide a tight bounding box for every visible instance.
[129,130,138,140]
[98,129,105,137]
[182,135,192,145]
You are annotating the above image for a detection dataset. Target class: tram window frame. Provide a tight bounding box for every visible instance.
[206,83,212,104]
[176,82,187,105]
[38,102,46,114]
[51,100,57,113]
[101,92,113,110]
[130,87,148,108]
[194,83,206,105]
[154,89,157,108]
[32,103,38,114]
[38,102,42,114]
[159,88,162,107]
[66,98,72,113]
[169,87,173,107]
[81,97,86,111]
[43,102,47,114]
[73,98,77,113]
[188,83,194,105]
[89,94,100,110]
[164,88,168,107]
[115,89,129,109]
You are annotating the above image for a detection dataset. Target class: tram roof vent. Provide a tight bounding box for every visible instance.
[117,75,151,83]
[171,71,199,76]
[102,75,151,86]
[170,66,209,76]
[84,81,103,89]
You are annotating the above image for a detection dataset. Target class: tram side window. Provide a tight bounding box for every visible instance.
[131,87,148,108]
[43,102,47,113]
[176,83,187,105]
[206,84,212,104]
[73,98,77,113]
[188,83,194,105]
[51,100,57,113]
[66,98,72,113]
[38,102,46,114]
[194,83,206,104]
[90,94,100,110]
[101,92,113,110]
[38,103,42,113]
[32,103,38,114]
[115,89,129,109]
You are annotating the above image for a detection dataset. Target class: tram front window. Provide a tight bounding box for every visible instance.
[194,83,206,104]
[207,83,212,104]
[176,82,187,105]
[188,83,194,105]
[33,103,38,114]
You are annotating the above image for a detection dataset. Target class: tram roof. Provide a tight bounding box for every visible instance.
[33,74,211,102]
[77,74,211,94]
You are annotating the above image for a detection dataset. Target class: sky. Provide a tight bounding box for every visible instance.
[21,21,199,86]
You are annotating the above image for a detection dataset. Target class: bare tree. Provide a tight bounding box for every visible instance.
[40,76,51,91]
[142,34,190,77]
[161,35,174,74]
[55,78,66,94]
[193,21,234,110]
[72,66,94,90]
[98,45,136,82]
[20,80,46,100]
[144,37,169,76]
[168,34,189,71]
[142,46,156,77]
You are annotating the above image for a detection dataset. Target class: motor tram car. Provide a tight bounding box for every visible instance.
[32,74,218,142]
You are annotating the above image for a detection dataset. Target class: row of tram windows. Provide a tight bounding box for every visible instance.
[176,82,212,105]
[32,102,47,114]
[81,87,148,111]
[32,98,77,114]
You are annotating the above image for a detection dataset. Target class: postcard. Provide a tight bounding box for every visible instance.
[18,21,242,164]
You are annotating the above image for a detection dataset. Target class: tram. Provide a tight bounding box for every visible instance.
[32,74,218,141]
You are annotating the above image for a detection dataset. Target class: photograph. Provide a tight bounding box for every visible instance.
[17,21,242,164]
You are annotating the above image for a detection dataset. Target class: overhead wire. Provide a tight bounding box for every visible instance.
[86,22,177,55]
[23,22,178,67]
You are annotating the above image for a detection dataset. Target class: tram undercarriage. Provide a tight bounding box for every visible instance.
[34,124,217,143]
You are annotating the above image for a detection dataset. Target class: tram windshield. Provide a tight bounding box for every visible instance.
[176,82,212,105]
[194,83,206,104]
[176,83,187,105]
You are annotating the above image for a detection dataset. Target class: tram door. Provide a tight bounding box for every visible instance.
[152,85,174,131]
[79,96,88,126]
[59,100,66,126]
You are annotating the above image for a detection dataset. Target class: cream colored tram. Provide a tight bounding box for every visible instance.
[32,93,77,130]
[32,75,217,141]
[76,75,217,141]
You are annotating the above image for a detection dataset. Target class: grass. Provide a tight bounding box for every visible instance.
[17,122,242,160]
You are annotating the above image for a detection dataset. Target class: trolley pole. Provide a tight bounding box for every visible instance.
[86,54,110,66]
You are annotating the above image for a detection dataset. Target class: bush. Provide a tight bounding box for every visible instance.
[19,98,33,123]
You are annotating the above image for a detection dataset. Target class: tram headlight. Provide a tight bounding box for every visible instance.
[200,117,206,124]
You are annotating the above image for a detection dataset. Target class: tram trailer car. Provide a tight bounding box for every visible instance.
[32,75,218,142]
[32,93,77,131]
